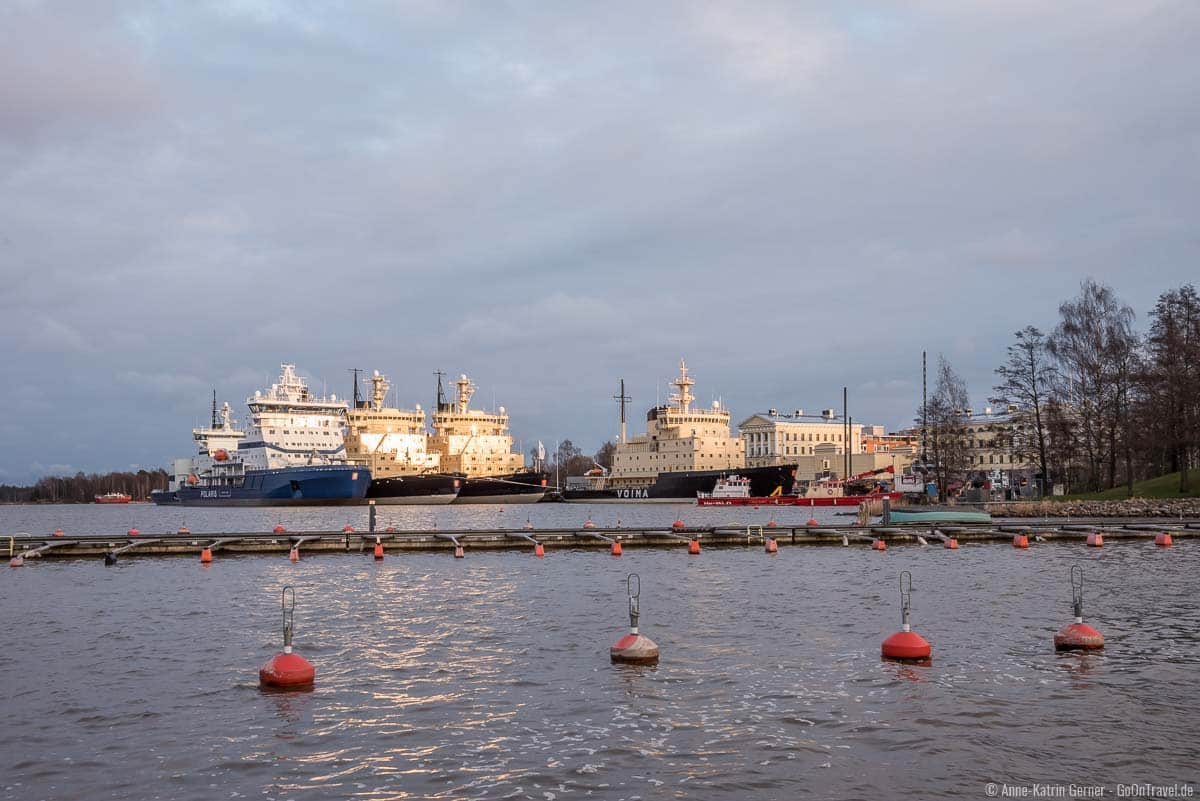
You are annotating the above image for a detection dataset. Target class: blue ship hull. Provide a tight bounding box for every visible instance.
[151,465,371,506]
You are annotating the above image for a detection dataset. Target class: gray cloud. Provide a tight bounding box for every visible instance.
[1,0,1198,482]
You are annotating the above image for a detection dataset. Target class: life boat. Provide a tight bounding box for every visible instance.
[212,449,229,461]
[186,474,199,485]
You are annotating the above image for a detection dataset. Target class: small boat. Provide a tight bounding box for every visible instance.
[95,492,132,504]
[884,507,992,524]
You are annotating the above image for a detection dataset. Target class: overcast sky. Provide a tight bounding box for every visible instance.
[2,1,1198,483]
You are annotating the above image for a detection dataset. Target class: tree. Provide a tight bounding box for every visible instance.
[1144,284,1200,493]
[920,356,971,502]
[1048,279,1138,492]
[992,326,1057,496]
[594,441,616,470]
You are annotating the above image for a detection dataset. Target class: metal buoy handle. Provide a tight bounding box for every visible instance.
[899,571,913,629]
[281,585,296,652]
[1070,565,1084,620]
[626,573,641,632]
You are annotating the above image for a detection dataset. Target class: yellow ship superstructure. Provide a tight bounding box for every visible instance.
[428,374,527,478]
[345,371,441,478]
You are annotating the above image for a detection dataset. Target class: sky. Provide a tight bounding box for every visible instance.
[1,0,1198,483]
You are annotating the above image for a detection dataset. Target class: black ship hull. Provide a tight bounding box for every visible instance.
[562,464,796,503]
[365,473,464,505]
[455,471,549,504]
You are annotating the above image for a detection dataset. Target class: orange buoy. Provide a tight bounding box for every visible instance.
[385,526,396,534]
[453,545,465,558]
[53,528,65,537]
[806,517,819,527]
[373,540,384,560]
[1155,532,1173,547]
[177,526,190,535]
[342,525,354,533]
[871,538,887,551]
[1054,565,1104,651]
[273,524,286,534]
[1013,533,1029,549]
[583,519,596,529]
[766,519,777,528]
[672,519,685,530]
[260,586,315,689]
[611,541,623,556]
[523,519,534,530]
[1086,531,1103,548]
[687,539,700,555]
[882,571,931,662]
[127,527,140,537]
[10,555,24,568]
[944,537,959,550]
[765,537,778,554]
[611,573,659,665]
[288,547,300,562]
[200,547,213,564]
[534,542,545,558]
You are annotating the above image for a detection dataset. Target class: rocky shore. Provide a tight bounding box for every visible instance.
[985,498,1200,518]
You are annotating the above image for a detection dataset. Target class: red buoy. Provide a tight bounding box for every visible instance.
[611,541,623,556]
[672,519,685,530]
[1086,531,1103,548]
[765,537,778,554]
[385,526,396,534]
[534,543,545,558]
[288,548,300,562]
[453,545,465,558]
[273,524,286,534]
[53,528,65,537]
[882,571,931,663]
[342,525,354,533]
[373,540,384,560]
[766,519,777,528]
[806,518,819,527]
[871,538,887,551]
[177,526,190,535]
[583,519,596,529]
[1054,565,1104,651]
[1155,532,1173,547]
[611,573,659,664]
[200,547,213,564]
[10,555,24,568]
[944,537,959,550]
[260,586,315,689]
[128,527,140,537]
[1013,533,1029,549]
[687,539,700,555]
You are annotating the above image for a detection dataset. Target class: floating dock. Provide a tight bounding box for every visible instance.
[4,519,1197,564]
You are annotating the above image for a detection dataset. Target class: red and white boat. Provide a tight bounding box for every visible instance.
[95,492,133,504]
[697,468,902,507]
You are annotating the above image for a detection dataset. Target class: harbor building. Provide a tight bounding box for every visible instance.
[738,412,918,480]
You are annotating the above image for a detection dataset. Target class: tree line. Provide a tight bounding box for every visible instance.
[924,279,1199,497]
[0,469,169,503]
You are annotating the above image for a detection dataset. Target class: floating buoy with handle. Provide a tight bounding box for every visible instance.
[881,571,932,663]
[1013,533,1029,549]
[687,539,700,555]
[534,542,545,558]
[1086,531,1103,548]
[1155,532,1173,547]
[200,547,213,564]
[610,573,659,665]
[178,526,190,535]
[1054,565,1104,651]
[672,519,685,530]
[10,554,23,568]
[583,518,596,529]
[342,524,355,533]
[765,537,778,554]
[260,586,315,689]
[871,538,887,552]
[453,544,464,558]
[53,528,65,537]
[373,538,384,560]
[288,547,300,562]
[611,540,622,556]
[273,524,286,534]
[127,527,140,537]
[944,537,959,550]
[766,519,777,529]
[806,517,819,527]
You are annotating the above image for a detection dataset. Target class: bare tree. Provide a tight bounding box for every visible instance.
[1048,279,1138,492]
[992,326,1057,495]
[921,356,971,501]
[1145,284,1200,493]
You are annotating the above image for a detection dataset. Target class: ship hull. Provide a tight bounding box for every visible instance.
[365,473,463,505]
[151,465,371,506]
[700,491,904,507]
[562,465,796,503]
[95,495,132,504]
[454,471,549,504]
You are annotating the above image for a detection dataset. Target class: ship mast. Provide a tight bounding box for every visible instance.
[211,389,217,428]
[349,367,364,409]
[434,370,449,412]
[671,359,695,413]
[613,378,630,444]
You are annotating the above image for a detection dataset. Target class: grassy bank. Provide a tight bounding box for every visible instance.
[1063,471,1199,501]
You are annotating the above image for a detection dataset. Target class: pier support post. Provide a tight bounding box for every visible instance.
[369,501,377,533]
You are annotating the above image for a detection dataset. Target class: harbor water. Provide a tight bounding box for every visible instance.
[2,505,1198,800]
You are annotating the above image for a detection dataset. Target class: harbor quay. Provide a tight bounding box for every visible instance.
[6,518,1196,563]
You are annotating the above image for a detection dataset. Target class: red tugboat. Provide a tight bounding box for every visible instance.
[95,492,133,504]
[697,467,902,507]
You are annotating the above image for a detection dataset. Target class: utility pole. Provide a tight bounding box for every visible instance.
[613,379,631,444]
[921,351,928,469]
[843,386,849,480]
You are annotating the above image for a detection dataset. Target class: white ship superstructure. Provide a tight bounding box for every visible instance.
[429,374,527,477]
[346,371,441,477]
[166,400,248,492]
[238,363,350,470]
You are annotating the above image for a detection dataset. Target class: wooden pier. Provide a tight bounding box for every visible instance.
[5,519,1198,563]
